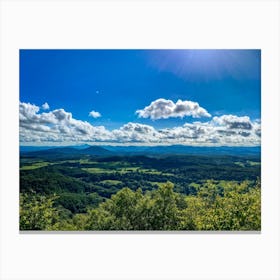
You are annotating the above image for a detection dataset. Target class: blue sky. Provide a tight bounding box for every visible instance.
[19,49,261,146]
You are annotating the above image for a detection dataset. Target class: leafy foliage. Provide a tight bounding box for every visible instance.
[20,193,59,230]
[20,154,261,231]
[180,180,261,230]
[20,154,260,213]
[84,182,181,230]
[20,181,261,231]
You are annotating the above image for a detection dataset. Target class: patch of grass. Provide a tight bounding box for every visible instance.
[234,162,245,167]
[234,161,260,167]
[82,165,175,176]
[20,162,50,170]
[105,161,131,167]
[82,168,115,174]
[139,168,161,174]
[138,169,174,176]
[118,167,140,174]
[57,159,98,164]
[100,180,122,185]
[247,161,260,166]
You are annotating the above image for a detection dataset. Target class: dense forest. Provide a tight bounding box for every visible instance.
[20,150,261,230]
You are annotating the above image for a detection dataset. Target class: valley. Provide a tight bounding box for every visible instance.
[20,145,261,230]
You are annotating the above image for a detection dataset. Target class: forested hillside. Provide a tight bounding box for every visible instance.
[20,152,261,231]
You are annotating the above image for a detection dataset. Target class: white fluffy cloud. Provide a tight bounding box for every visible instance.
[89,110,101,118]
[19,102,260,146]
[42,102,50,110]
[19,102,111,143]
[156,116,260,146]
[136,98,211,120]
[112,122,161,143]
[212,115,253,130]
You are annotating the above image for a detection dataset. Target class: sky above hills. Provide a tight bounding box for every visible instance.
[20,49,261,146]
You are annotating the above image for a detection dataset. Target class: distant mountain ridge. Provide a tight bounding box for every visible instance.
[104,145,261,156]
[21,145,114,157]
[20,144,261,157]
[20,144,91,152]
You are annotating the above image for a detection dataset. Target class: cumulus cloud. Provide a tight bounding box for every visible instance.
[19,102,111,143]
[42,102,50,110]
[251,120,261,138]
[154,115,261,146]
[112,123,161,143]
[212,115,252,130]
[209,114,261,144]
[136,98,211,120]
[20,102,40,121]
[254,127,261,137]
[89,110,101,118]
[159,123,206,141]
[19,101,260,146]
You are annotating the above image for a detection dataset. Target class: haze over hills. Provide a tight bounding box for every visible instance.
[20,144,261,157]
[20,144,91,152]
[21,145,114,157]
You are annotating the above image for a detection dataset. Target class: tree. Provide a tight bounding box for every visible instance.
[20,193,59,230]
[181,180,261,230]
[20,179,261,231]
[148,182,180,230]
[85,182,181,230]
